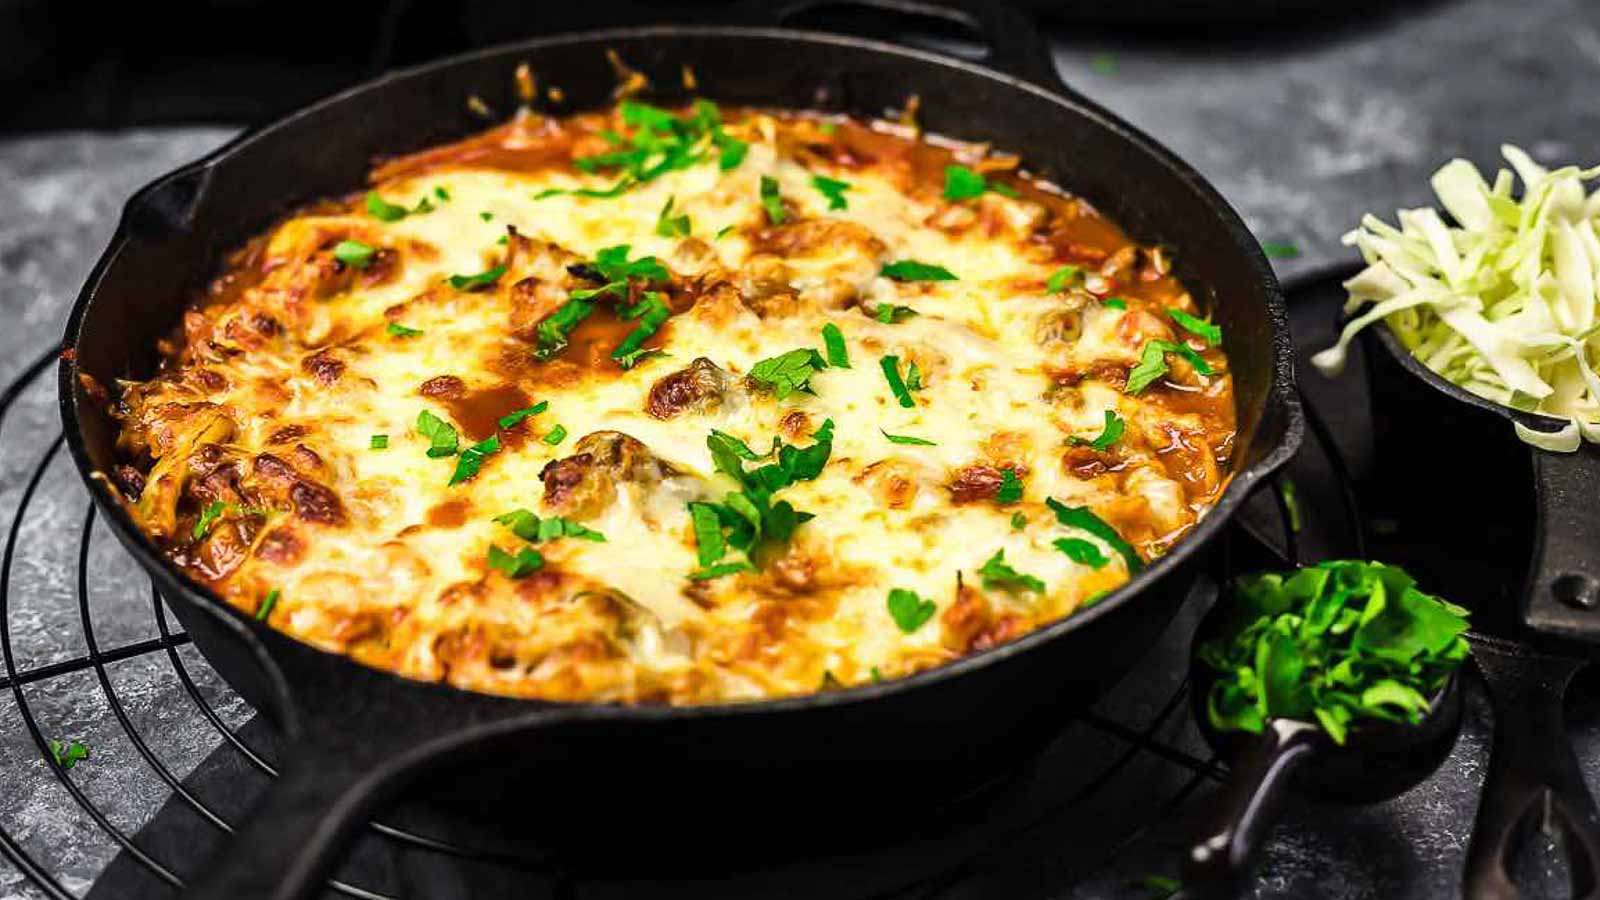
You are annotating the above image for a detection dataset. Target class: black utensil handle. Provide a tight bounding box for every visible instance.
[186,737,403,900]
[1462,635,1600,900]
[1522,445,1600,640]
[746,0,1064,89]
[1180,719,1322,899]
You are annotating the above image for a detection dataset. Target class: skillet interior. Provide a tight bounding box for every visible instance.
[58,24,1299,878]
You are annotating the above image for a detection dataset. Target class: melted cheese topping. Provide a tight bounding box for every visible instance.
[110,106,1235,704]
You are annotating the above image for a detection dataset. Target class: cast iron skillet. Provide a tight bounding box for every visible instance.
[58,4,1300,898]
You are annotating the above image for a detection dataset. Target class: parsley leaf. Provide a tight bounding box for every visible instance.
[996,469,1024,504]
[1045,265,1081,293]
[1046,497,1143,572]
[811,174,851,210]
[535,298,598,360]
[370,434,388,449]
[688,501,726,567]
[821,322,850,368]
[942,164,1017,201]
[749,348,828,400]
[760,174,786,224]
[50,739,90,770]
[193,500,227,540]
[487,544,544,578]
[365,191,410,222]
[690,561,754,581]
[1197,560,1469,745]
[543,424,568,445]
[1125,340,1215,394]
[449,434,501,485]
[882,260,956,282]
[386,322,423,338]
[333,239,376,269]
[1011,511,1027,530]
[593,244,670,283]
[881,429,936,446]
[978,549,1046,594]
[493,508,606,543]
[416,410,459,458]
[873,303,919,324]
[497,402,549,429]
[887,588,937,633]
[1103,297,1128,310]
[1053,537,1109,568]
[879,355,918,408]
[446,263,507,291]
[256,588,281,621]
[1071,409,1126,451]
[655,196,691,237]
[612,292,672,367]
[1167,308,1222,346]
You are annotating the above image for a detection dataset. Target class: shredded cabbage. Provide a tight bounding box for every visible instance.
[1312,145,1600,450]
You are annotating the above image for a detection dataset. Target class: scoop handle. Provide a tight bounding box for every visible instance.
[1522,445,1600,640]
[1178,719,1322,899]
[1462,634,1600,900]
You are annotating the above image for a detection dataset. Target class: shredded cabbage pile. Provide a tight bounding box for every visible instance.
[1312,146,1600,451]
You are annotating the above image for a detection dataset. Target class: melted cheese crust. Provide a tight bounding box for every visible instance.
[110,107,1235,704]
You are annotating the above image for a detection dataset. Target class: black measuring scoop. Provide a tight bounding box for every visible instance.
[1175,594,1464,899]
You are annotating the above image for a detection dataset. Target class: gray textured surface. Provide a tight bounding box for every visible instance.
[3,0,1600,896]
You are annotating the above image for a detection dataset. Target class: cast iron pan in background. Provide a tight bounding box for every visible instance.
[58,4,1301,899]
[1326,269,1600,899]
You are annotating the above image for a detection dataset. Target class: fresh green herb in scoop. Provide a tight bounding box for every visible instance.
[1197,560,1469,745]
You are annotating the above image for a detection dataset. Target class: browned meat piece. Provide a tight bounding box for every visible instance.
[646,357,730,419]
[945,462,1028,504]
[540,431,675,518]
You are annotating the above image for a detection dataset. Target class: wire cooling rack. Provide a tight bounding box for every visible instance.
[0,344,1315,900]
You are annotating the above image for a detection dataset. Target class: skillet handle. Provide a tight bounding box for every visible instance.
[1178,719,1321,899]
[745,0,1065,90]
[1522,445,1600,641]
[1461,635,1600,900]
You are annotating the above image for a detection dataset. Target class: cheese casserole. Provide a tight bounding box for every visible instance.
[106,101,1236,704]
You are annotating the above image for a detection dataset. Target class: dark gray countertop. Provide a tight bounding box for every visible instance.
[2,0,1599,896]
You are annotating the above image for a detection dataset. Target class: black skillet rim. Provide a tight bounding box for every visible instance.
[56,23,1304,722]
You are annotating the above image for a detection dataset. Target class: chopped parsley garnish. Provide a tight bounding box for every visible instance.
[811,174,851,210]
[612,292,671,367]
[687,423,834,578]
[1045,264,1081,293]
[887,588,937,633]
[1011,511,1027,530]
[1261,240,1301,259]
[433,186,451,201]
[1103,297,1128,310]
[1046,497,1143,572]
[1053,537,1109,568]
[415,410,459,458]
[1197,560,1469,745]
[563,100,745,200]
[821,322,850,368]
[365,191,410,222]
[193,500,227,540]
[333,239,376,269]
[978,549,1045,594]
[446,263,507,291]
[708,429,779,462]
[370,434,388,449]
[534,298,598,359]
[943,164,1019,201]
[873,303,919,324]
[690,561,755,581]
[256,588,281,621]
[881,429,936,446]
[714,225,736,239]
[749,348,828,400]
[655,196,691,237]
[881,260,956,282]
[879,355,918,408]
[1167,308,1222,346]
[487,544,544,578]
[996,469,1024,504]
[386,322,423,338]
[493,508,605,543]
[1071,409,1126,451]
[50,739,89,770]
[497,401,550,429]
[543,424,568,445]
[449,434,501,485]
[479,211,493,221]
[759,175,786,224]
[689,502,726,566]
[1125,340,1216,394]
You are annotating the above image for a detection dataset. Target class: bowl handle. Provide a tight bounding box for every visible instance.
[1178,719,1321,899]
[1522,445,1600,641]
[1461,635,1600,900]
